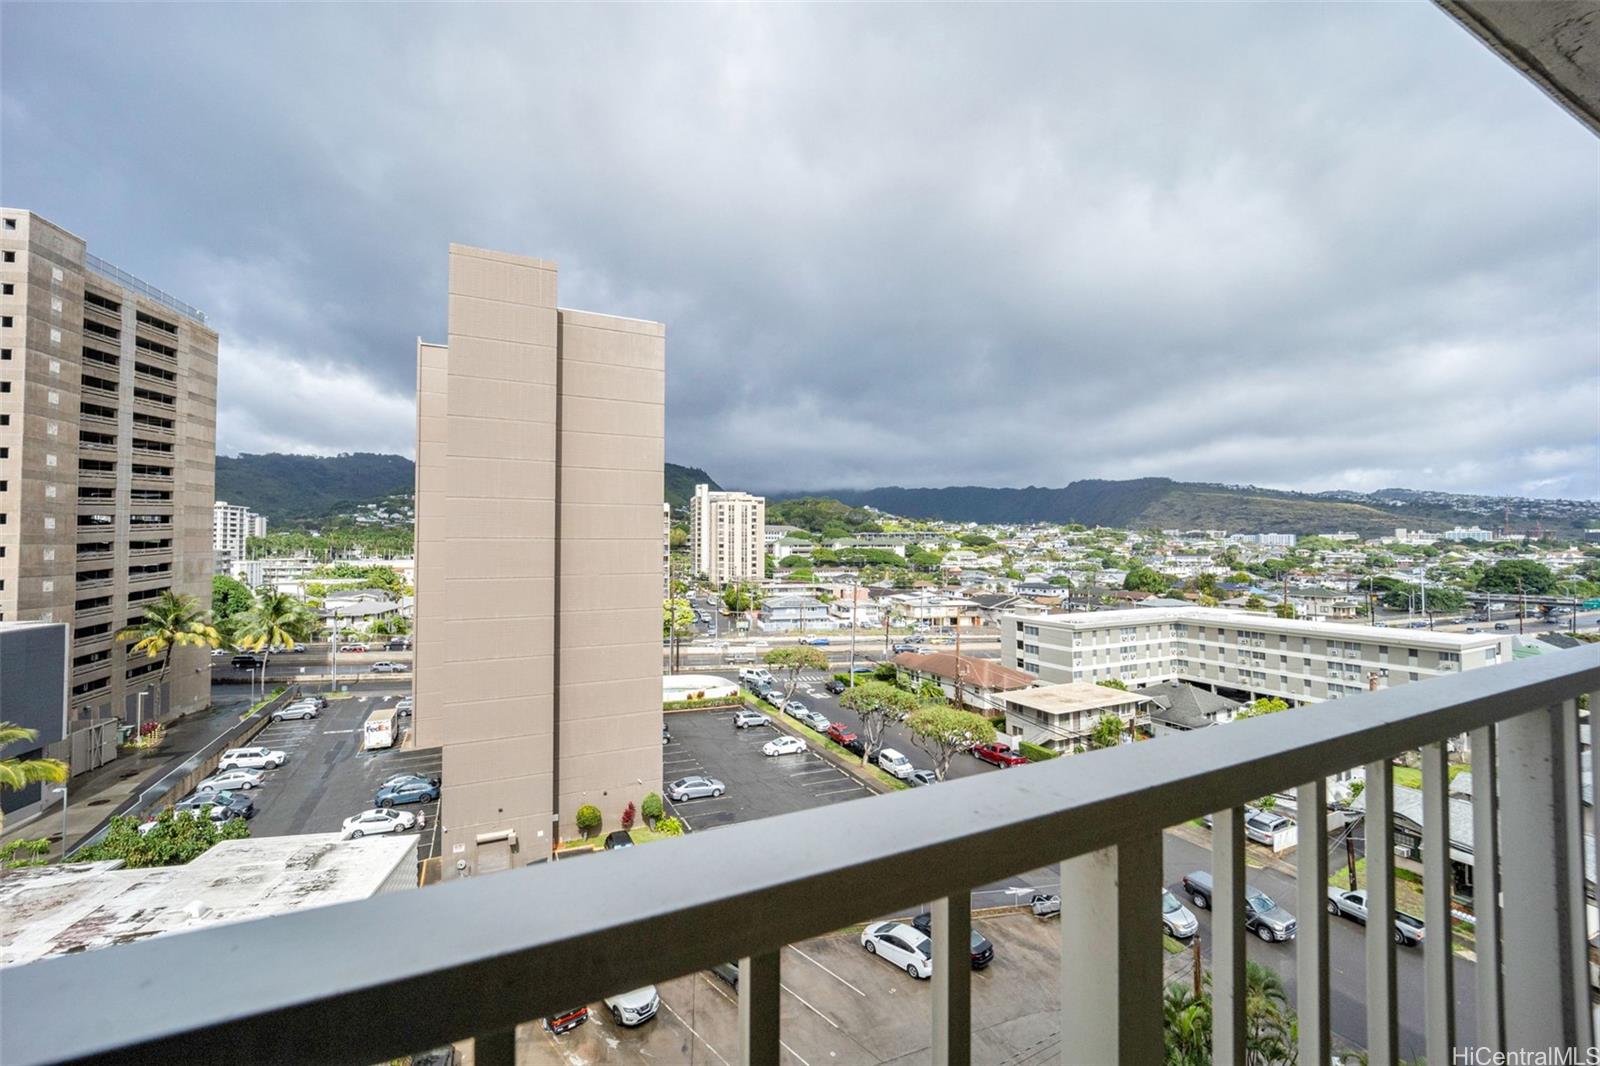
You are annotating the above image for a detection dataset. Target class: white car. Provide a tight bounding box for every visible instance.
[218,746,287,771]
[195,768,265,792]
[762,736,807,757]
[271,702,320,722]
[876,748,915,781]
[1162,889,1199,938]
[603,986,660,1027]
[861,921,933,979]
[342,808,416,838]
[747,640,769,648]
[371,661,408,673]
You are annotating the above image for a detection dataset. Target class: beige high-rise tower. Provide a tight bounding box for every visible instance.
[689,483,765,585]
[415,245,664,876]
[0,210,217,726]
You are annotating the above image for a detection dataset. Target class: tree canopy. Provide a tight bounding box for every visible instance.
[906,706,996,780]
[77,809,249,868]
[1477,559,1557,595]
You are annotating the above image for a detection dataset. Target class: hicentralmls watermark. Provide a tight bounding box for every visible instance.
[1453,1049,1600,1066]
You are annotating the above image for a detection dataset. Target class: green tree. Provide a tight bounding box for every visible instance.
[235,588,317,676]
[723,583,764,614]
[1273,602,1296,619]
[668,526,688,550]
[1123,565,1173,593]
[906,706,997,781]
[1048,574,1073,588]
[959,533,995,547]
[77,808,248,868]
[1477,559,1557,595]
[574,804,602,838]
[763,646,829,705]
[907,548,944,571]
[1087,713,1125,751]
[1162,962,1297,1066]
[1244,594,1268,612]
[663,598,696,641]
[117,591,221,716]
[916,678,946,703]
[656,816,685,837]
[1237,697,1290,718]
[641,792,664,825]
[839,681,919,765]
[0,724,68,832]
[778,554,810,568]
[1096,678,1128,691]
[211,574,254,623]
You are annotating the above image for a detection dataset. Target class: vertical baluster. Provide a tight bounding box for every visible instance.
[1559,700,1593,1049]
[1421,742,1454,1062]
[1500,702,1585,1050]
[1296,779,1330,1066]
[738,951,781,1066]
[1470,723,1504,1053]
[1060,833,1162,1065]
[475,1027,516,1066]
[1211,808,1246,1066]
[931,894,971,1066]
[1365,758,1398,1066]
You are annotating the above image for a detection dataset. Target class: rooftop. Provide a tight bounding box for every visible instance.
[1001,681,1153,716]
[1025,604,1508,650]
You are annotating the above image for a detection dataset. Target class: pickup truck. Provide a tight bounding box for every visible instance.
[1326,888,1425,946]
[972,743,1028,768]
[1030,893,1061,918]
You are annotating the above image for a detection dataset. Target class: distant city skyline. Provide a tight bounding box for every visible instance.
[4,4,1595,499]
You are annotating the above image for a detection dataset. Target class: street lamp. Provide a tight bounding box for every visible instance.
[52,785,68,858]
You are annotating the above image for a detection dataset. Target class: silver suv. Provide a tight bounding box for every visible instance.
[733,709,769,729]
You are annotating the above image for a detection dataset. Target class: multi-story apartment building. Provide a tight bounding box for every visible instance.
[414,244,663,876]
[1003,605,1509,705]
[689,483,764,585]
[0,210,217,725]
[212,499,265,575]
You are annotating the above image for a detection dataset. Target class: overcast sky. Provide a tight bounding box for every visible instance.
[4,4,1596,498]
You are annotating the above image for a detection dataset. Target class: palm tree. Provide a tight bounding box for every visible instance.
[235,588,316,677]
[0,724,69,832]
[117,591,221,719]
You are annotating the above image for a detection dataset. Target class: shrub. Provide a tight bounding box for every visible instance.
[621,801,636,830]
[656,816,685,837]
[1018,741,1059,762]
[641,792,664,825]
[575,804,602,838]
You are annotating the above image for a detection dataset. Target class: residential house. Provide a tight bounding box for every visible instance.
[890,651,1036,714]
[999,681,1153,753]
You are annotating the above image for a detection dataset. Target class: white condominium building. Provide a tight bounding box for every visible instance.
[1003,606,1510,705]
[689,483,764,585]
[213,500,266,574]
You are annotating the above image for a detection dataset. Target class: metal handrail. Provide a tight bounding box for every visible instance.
[84,253,208,325]
[3,647,1598,1066]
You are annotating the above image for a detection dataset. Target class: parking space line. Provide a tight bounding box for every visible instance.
[697,975,811,1066]
[814,786,867,798]
[786,945,867,997]
[789,768,836,777]
[780,982,842,1031]
[660,1001,731,1066]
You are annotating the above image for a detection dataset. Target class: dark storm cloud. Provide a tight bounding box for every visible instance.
[3,4,1595,497]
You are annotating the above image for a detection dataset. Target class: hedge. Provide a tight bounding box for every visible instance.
[664,696,742,711]
[1018,740,1060,762]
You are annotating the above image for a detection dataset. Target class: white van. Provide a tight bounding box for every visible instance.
[876,748,915,780]
[738,667,773,685]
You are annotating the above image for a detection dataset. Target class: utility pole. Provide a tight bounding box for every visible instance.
[954,623,964,710]
[849,576,858,688]
[1346,829,1359,891]
[1192,934,1203,999]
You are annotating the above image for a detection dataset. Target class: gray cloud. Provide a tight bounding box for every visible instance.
[4,4,1595,497]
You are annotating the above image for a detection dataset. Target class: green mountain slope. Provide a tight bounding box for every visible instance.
[665,463,720,511]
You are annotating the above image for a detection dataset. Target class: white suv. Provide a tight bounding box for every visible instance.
[603,986,660,1027]
[218,746,287,771]
[876,748,915,781]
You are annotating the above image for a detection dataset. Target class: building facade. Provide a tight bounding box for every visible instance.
[414,244,663,877]
[0,210,217,725]
[212,500,265,575]
[999,681,1153,753]
[1003,605,1510,704]
[689,483,764,585]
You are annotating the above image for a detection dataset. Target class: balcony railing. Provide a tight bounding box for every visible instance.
[2,648,1597,1066]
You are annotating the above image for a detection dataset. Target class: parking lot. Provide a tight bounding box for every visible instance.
[519,910,1067,1066]
[662,708,874,830]
[203,684,442,872]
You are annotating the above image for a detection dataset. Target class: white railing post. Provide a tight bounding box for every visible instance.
[738,952,781,1066]
[931,895,971,1066]
[1296,779,1330,1066]
[1470,723,1504,1054]
[1560,700,1593,1050]
[1211,808,1246,1066]
[1060,833,1162,1066]
[1420,741,1454,1062]
[1364,759,1398,1066]
[1499,701,1586,1052]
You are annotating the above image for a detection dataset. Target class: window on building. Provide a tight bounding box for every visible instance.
[1,284,11,295]
[0,348,9,359]
[3,218,15,230]
[1,317,12,328]
[1,251,12,262]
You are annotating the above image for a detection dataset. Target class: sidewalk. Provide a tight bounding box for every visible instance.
[2,689,257,861]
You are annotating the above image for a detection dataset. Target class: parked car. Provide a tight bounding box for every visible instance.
[544,1006,589,1034]
[763,735,807,757]
[733,709,769,729]
[295,694,329,709]
[798,709,832,732]
[1494,622,1510,631]
[662,724,672,745]
[908,769,938,787]
[910,913,995,969]
[861,921,933,979]
[747,640,770,649]
[1162,890,1199,938]
[666,776,725,801]
[603,986,660,1027]
[842,735,869,759]
[972,743,1028,768]
[876,748,915,780]
[1030,893,1061,918]
[1180,871,1297,942]
[375,779,439,807]
[218,746,287,771]
[799,636,830,646]
[763,689,784,708]
[825,678,847,695]
[177,789,254,821]
[892,643,919,654]
[231,654,262,669]
[826,722,858,746]
[395,697,414,716]
[710,962,739,988]
[272,702,320,722]
[380,772,441,791]
[1244,810,1292,845]
[604,830,635,850]
[1326,888,1426,945]
[386,639,412,652]
[783,700,810,718]
[342,807,416,837]
[195,768,265,792]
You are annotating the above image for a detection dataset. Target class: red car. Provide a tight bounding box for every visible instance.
[826,722,858,746]
[972,743,1027,768]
